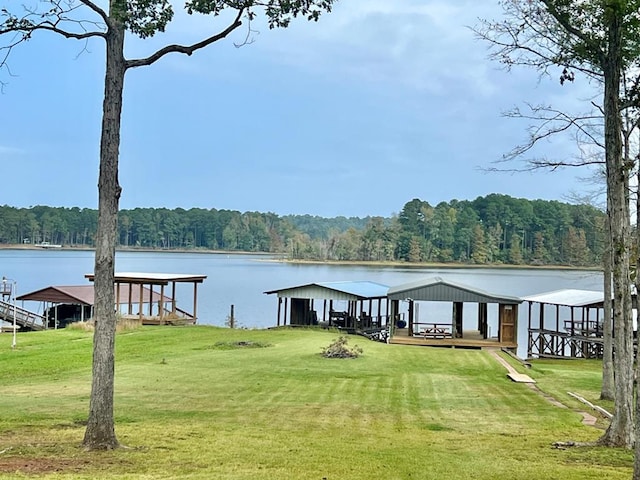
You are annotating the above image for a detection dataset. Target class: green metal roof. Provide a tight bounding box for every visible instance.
[264,281,389,300]
[387,276,522,304]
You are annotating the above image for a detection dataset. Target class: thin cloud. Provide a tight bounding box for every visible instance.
[0,145,25,156]
[140,1,503,97]
[243,0,504,96]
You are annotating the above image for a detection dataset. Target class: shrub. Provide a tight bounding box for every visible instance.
[321,336,363,359]
[66,318,142,332]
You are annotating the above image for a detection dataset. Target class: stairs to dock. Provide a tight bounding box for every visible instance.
[0,299,46,331]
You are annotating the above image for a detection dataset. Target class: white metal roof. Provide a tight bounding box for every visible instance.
[521,289,604,307]
[85,272,207,284]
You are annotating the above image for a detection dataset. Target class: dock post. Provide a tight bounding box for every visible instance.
[229,304,235,329]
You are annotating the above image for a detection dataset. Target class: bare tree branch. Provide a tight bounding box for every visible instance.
[233,14,259,48]
[473,1,640,180]
[499,103,604,163]
[0,0,107,69]
[482,156,603,175]
[472,1,603,82]
[77,0,110,26]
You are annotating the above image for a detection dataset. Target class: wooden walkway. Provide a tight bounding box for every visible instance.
[488,349,535,383]
[390,328,517,350]
[0,299,46,331]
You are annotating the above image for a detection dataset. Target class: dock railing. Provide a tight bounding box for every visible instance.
[563,319,602,337]
[528,328,604,359]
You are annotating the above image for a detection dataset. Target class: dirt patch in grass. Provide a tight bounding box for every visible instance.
[0,456,92,474]
[197,340,273,350]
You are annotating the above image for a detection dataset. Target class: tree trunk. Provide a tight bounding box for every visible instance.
[600,209,614,401]
[82,16,125,450]
[635,145,640,478]
[598,2,634,449]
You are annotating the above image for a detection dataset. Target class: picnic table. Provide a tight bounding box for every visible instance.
[420,323,453,339]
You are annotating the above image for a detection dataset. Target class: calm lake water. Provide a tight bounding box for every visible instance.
[0,249,603,358]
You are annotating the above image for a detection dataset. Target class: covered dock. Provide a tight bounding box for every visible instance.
[264,281,393,331]
[523,289,607,359]
[387,277,522,351]
[12,272,207,328]
[85,272,207,325]
[17,284,178,327]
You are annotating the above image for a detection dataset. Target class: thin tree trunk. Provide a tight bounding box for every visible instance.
[82,14,125,450]
[635,147,640,478]
[599,2,634,449]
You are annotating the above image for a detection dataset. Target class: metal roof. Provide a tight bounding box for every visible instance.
[85,272,207,284]
[17,285,172,305]
[521,289,604,308]
[264,281,389,301]
[387,276,522,304]
[17,285,95,305]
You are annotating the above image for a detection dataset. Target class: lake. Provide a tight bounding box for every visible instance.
[0,249,603,358]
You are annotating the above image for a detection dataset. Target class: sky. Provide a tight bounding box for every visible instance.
[0,0,604,218]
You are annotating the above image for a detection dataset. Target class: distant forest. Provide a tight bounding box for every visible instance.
[0,194,605,267]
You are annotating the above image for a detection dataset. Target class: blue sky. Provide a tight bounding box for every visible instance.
[0,0,602,218]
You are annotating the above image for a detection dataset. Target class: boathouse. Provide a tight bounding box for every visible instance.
[387,277,522,351]
[17,285,97,328]
[264,281,392,331]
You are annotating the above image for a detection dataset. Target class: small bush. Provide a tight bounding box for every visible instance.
[321,336,363,359]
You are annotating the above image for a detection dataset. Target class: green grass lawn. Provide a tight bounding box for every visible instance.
[0,326,631,479]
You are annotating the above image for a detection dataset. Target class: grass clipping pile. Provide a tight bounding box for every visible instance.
[321,336,363,359]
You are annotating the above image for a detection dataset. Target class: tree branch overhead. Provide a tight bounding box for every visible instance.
[125,9,244,69]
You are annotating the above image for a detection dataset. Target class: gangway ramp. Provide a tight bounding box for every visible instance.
[0,299,46,331]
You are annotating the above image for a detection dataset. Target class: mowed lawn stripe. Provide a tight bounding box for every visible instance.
[0,326,631,479]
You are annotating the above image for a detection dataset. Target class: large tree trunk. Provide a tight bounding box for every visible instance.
[600,209,614,401]
[599,2,634,449]
[82,16,125,450]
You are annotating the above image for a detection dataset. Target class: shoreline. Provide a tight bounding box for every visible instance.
[0,243,601,271]
[0,244,275,256]
[268,258,601,271]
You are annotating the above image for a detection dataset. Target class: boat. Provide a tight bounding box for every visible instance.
[35,242,62,249]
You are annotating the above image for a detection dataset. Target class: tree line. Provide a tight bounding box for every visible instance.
[0,193,605,267]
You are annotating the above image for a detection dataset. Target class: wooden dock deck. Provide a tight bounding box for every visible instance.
[390,328,517,350]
